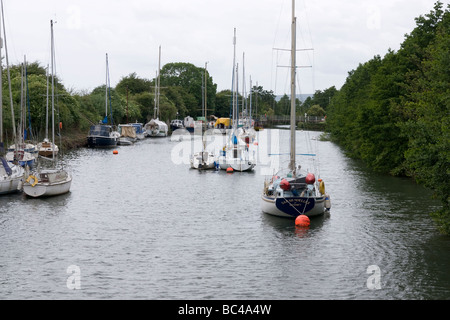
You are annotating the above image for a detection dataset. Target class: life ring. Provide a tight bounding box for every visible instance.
[26,175,38,187]
[319,180,325,194]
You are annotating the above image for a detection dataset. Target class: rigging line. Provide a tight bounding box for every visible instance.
[271,0,287,53]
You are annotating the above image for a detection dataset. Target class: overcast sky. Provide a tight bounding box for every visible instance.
[2,0,435,96]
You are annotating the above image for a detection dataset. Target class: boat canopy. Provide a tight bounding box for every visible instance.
[130,123,145,134]
[89,125,112,136]
[119,125,137,138]
[0,157,12,176]
[214,118,231,128]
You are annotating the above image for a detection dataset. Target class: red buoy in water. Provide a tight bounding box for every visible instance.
[113,150,118,155]
[226,167,233,173]
[295,215,310,227]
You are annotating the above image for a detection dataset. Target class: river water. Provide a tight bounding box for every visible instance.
[0,129,449,300]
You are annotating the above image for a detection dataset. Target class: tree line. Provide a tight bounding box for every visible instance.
[2,60,329,140]
[325,1,449,234]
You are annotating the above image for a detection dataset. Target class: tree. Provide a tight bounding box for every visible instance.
[115,73,151,96]
[307,105,326,117]
[327,1,450,234]
[160,62,217,117]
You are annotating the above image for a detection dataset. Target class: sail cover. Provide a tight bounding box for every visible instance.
[0,157,12,176]
[120,125,137,138]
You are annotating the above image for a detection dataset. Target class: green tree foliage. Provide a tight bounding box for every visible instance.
[327,1,449,234]
[115,72,151,96]
[215,90,233,118]
[307,105,326,117]
[399,2,450,234]
[251,85,276,117]
[303,86,337,112]
[160,62,217,117]
[1,62,90,142]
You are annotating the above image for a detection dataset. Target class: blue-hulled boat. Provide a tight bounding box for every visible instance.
[87,53,119,148]
[87,124,118,148]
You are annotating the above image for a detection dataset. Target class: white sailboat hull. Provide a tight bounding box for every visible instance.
[190,151,216,170]
[218,156,255,172]
[0,176,23,194]
[0,162,24,195]
[23,170,72,198]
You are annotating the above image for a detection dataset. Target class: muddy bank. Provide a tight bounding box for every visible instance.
[58,128,88,150]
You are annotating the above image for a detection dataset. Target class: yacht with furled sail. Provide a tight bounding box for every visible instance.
[87,53,119,148]
[261,0,330,218]
[23,20,72,198]
[145,46,168,137]
[6,56,37,168]
[217,28,255,172]
[190,62,215,170]
[0,0,24,195]
[37,65,59,157]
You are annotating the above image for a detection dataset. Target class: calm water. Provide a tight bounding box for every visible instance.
[0,129,449,300]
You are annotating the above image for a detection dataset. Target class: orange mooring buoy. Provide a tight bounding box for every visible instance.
[226,167,233,173]
[295,215,310,227]
[113,150,118,155]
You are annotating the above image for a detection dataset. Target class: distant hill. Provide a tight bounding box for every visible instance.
[275,94,313,102]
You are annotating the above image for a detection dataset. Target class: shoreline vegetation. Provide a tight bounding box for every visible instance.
[1,2,448,234]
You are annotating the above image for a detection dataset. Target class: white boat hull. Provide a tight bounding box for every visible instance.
[0,162,24,195]
[23,170,72,198]
[190,152,216,170]
[218,156,255,172]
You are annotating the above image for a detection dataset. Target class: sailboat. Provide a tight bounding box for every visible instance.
[145,46,168,138]
[23,20,72,198]
[87,53,119,148]
[261,0,330,218]
[37,65,59,157]
[218,29,256,172]
[0,0,24,195]
[190,62,215,170]
[6,57,37,168]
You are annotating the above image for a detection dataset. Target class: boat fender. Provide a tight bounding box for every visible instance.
[325,194,331,210]
[319,180,325,194]
[26,175,38,187]
[280,179,290,191]
[305,173,315,184]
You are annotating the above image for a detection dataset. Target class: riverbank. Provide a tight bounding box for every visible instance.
[59,128,88,150]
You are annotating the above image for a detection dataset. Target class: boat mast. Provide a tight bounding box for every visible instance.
[51,20,55,161]
[231,28,237,132]
[154,70,157,119]
[45,65,49,140]
[155,45,161,119]
[289,0,297,174]
[0,0,15,144]
[0,9,2,150]
[249,76,252,129]
[203,62,208,150]
[105,53,108,120]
